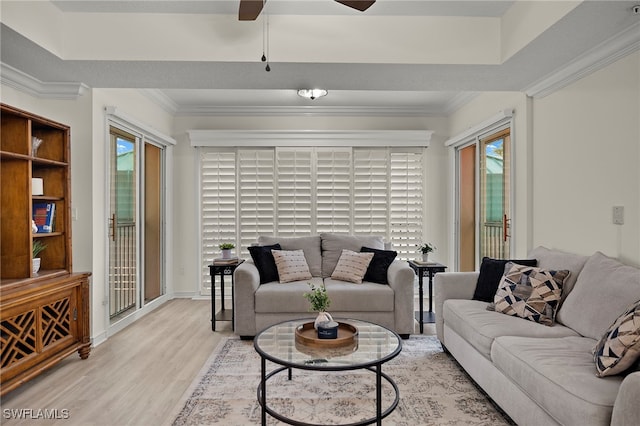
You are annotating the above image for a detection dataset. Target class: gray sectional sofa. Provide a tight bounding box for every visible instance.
[234,233,416,339]
[434,246,640,426]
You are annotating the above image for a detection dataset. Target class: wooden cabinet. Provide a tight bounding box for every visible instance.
[0,104,91,396]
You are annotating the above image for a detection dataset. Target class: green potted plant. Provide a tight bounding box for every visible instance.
[304,283,333,329]
[417,242,436,262]
[32,239,47,274]
[219,242,235,259]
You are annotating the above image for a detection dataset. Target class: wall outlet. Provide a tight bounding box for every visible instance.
[613,206,624,225]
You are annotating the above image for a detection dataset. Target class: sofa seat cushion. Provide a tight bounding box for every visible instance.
[491,335,625,426]
[324,278,394,312]
[443,299,579,359]
[255,277,324,313]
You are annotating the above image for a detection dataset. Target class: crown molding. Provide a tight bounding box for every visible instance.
[188,129,433,147]
[173,104,450,117]
[525,21,640,98]
[139,89,179,114]
[0,62,87,99]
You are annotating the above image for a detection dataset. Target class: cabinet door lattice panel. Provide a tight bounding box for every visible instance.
[1,310,37,368]
[41,297,71,348]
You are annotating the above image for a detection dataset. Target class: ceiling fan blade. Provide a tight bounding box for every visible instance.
[239,0,265,21]
[334,0,376,12]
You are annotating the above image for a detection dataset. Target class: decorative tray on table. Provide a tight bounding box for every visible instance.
[294,321,358,348]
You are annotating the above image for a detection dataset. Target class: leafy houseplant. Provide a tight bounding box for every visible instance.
[32,240,47,274]
[304,283,333,329]
[418,242,436,262]
[219,242,235,259]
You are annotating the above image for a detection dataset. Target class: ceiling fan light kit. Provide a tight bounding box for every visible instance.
[239,0,376,20]
[298,89,328,100]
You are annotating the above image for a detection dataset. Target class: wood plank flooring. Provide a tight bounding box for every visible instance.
[1,299,231,426]
[1,297,434,425]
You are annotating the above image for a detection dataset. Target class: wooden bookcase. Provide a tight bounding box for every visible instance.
[0,104,91,396]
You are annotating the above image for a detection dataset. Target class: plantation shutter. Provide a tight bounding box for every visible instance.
[200,150,237,291]
[238,149,275,257]
[275,148,313,237]
[353,149,389,237]
[389,150,424,254]
[315,148,352,234]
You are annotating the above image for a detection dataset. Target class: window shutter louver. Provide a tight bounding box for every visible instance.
[353,149,390,237]
[200,150,237,292]
[238,149,275,256]
[276,149,313,237]
[316,148,352,234]
[389,150,424,255]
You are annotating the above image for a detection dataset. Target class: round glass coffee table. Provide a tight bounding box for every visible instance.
[254,318,402,426]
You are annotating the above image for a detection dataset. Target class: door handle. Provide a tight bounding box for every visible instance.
[503,214,511,242]
[110,213,116,241]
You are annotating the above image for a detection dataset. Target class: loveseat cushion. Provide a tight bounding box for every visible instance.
[255,278,324,313]
[324,278,394,312]
[491,335,625,426]
[527,246,589,303]
[472,257,538,302]
[248,243,281,284]
[556,251,640,340]
[443,299,579,359]
[320,233,384,278]
[361,246,397,285]
[258,235,322,276]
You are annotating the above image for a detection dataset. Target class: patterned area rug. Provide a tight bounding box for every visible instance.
[172,336,512,425]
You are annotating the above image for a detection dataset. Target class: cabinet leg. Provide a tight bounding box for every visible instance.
[78,344,91,360]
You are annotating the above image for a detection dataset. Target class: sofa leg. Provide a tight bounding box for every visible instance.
[240,335,254,340]
[441,343,450,354]
[399,334,410,340]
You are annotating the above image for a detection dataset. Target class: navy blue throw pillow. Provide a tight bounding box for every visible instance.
[248,243,281,284]
[360,246,397,285]
[472,257,538,302]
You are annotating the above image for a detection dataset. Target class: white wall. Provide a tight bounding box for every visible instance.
[446,52,640,267]
[531,52,640,266]
[170,115,450,296]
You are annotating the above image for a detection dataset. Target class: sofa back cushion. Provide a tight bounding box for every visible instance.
[556,251,640,340]
[258,235,322,276]
[527,246,589,302]
[320,233,384,278]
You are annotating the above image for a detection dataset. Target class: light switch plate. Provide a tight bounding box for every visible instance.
[613,206,624,225]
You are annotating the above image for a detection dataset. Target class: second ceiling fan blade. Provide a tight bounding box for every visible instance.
[334,0,376,12]
[239,0,265,21]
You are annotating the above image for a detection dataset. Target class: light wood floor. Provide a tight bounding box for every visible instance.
[1,298,435,425]
[1,299,232,426]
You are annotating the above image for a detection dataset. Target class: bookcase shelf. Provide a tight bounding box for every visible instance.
[0,103,91,396]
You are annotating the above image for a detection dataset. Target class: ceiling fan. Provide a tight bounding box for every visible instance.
[239,0,376,21]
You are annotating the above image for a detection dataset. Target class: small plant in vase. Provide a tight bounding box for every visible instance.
[219,242,235,259]
[32,239,47,274]
[418,242,436,262]
[303,283,332,329]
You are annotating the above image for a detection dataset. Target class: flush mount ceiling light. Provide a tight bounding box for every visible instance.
[297,89,328,100]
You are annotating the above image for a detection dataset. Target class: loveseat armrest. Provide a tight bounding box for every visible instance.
[387,260,416,336]
[434,271,479,344]
[611,371,640,426]
[233,260,260,337]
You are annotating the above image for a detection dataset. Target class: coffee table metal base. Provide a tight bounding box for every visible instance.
[257,359,400,426]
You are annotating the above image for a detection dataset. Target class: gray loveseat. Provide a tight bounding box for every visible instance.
[434,246,640,426]
[234,233,415,339]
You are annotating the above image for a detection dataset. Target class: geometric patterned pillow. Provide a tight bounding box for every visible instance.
[493,263,569,326]
[593,300,640,377]
[331,250,375,284]
[271,249,313,283]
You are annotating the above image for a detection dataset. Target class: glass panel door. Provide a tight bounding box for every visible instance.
[109,128,138,322]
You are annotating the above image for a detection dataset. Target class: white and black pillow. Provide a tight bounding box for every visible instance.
[473,257,538,302]
[360,246,397,284]
[248,243,281,284]
[593,299,640,377]
[331,250,374,284]
[271,249,313,283]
